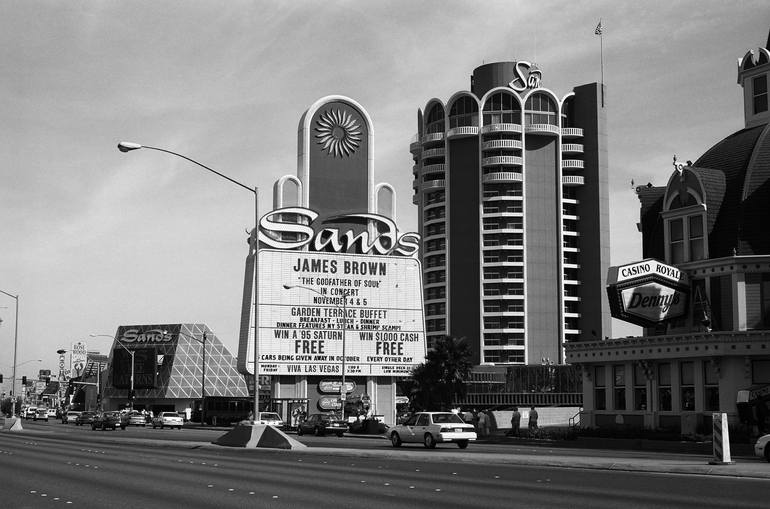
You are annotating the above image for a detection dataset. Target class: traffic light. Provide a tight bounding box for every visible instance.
[21,376,26,385]
[68,379,74,390]
[0,373,3,383]
[45,377,50,384]
[128,390,136,400]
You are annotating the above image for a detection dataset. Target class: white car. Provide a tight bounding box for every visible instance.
[152,412,184,429]
[255,412,284,427]
[754,434,770,462]
[47,408,58,419]
[389,411,477,449]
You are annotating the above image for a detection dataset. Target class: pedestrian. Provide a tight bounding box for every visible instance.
[478,410,489,438]
[509,406,521,437]
[528,406,539,434]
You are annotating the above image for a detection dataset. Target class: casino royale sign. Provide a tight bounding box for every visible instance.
[606,259,690,327]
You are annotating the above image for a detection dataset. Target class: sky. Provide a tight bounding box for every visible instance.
[1,1,768,385]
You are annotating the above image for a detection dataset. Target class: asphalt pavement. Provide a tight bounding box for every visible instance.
[4,416,769,480]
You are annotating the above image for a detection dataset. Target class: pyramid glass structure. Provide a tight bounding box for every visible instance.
[102,323,249,402]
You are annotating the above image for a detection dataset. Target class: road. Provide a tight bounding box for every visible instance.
[2,419,769,508]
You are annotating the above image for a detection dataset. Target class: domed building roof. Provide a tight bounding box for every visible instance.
[692,123,770,256]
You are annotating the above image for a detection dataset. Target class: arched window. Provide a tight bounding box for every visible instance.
[448,96,478,128]
[425,104,445,134]
[524,93,557,125]
[483,92,521,125]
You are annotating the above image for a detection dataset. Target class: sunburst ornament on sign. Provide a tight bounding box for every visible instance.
[315,109,362,157]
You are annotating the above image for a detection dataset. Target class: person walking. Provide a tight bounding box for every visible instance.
[509,407,521,437]
[528,406,539,435]
[478,410,489,438]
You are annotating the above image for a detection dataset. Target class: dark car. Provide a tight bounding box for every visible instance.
[75,411,97,426]
[91,411,128,431]
[296,413,348,437]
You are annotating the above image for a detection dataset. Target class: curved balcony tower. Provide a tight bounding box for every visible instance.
[410,61,610,366]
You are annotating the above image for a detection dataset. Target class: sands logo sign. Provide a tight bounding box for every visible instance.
[606,259,690,327]
[258,207,420,257]
[508,61,543,92]
[120,329,172,344]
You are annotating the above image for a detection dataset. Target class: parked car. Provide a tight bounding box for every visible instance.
[75,411,97,426]
[24,406,37,419]
[91,411,127,431]
[296,413,348,437]
[127,411,148,426]
[62,410,81,424]
[47,408,58,419]
[152,412,184,429]
[755,433,770,462]
[388,411,477,449]
[255,412,284,427]
[34,408,49,422]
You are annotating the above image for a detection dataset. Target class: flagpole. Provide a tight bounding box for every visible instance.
[595,18,605,107]
[600,30,604,106]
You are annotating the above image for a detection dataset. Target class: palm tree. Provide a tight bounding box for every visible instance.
[409,335,473,411]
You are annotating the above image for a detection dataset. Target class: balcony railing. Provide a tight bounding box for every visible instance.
[423,179,446,190]
[562,159,584,170]
[482,156,523,167]
[423,163,445,175]
[421,132,444,145]
[482,172,524,183]
[481,123,522,135]
[562,175,585,186]
[482,139,523,151]
[562,127,584,138]
[562,143,584,153]
[421,147,445,160]
[525,123,560,135]
[447,126,479,138]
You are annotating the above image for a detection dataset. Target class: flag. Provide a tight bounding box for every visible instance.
[595,20,603,36]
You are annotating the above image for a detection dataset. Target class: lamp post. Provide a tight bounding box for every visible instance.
[283,284,349,418]
[176,330,207,425]
[117,142,261,419]
[0,289,20,417]
[91,334,134,411]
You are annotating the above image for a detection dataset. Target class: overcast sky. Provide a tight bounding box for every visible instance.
[1,1,768,382]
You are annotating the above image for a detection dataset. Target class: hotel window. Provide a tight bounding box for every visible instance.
[754,74,768,114]
[658,363,672,411]
[425,105,445,134]
[633,363,647,410]
[680,362,695,411]
[666,213,706,264]
[524,94,557,125]
[704,362,719,411]
[449,96,479,128]
[595,366,606,411]
[483,92,520,125]
[613,365,626,410]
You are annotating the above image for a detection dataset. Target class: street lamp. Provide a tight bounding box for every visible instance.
[117,141,261,419]
[90,334,134,411]
[0,288,20,417]
[283,284,350,419]
[175,329,208,424]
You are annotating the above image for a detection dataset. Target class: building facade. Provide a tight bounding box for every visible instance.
[566,30,770,434]
[410,62,611,366]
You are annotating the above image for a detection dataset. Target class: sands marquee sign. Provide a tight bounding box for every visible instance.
[258,207,420,257]
[606,259,690,327]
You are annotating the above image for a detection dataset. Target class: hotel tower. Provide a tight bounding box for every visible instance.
[410,61,612,366]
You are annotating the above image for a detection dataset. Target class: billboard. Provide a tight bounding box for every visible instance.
[71,341,87,378]
[243,249,425,376]
[606,259,689,327]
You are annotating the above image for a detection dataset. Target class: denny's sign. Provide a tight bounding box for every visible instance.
[606,259,689,327]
